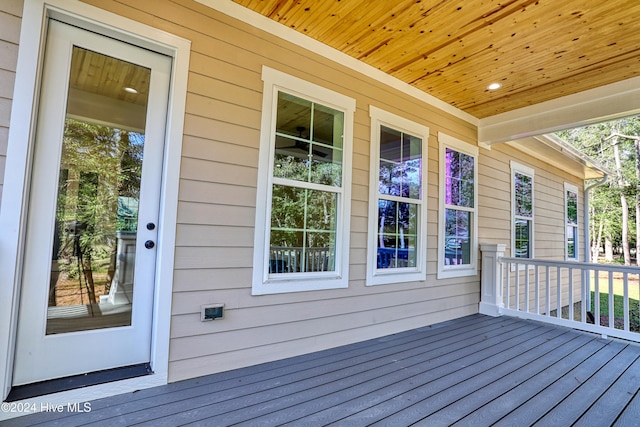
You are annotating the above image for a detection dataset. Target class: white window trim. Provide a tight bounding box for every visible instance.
[437,133,479,279]
[565,182,580,261]
[366,106,429,286]
[511,161,535,261]
[252,66,355,295]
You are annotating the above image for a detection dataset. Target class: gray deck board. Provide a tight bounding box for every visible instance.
[5,314,640,427]
[533,344,640,426]
[368,330,590,426]
[573,348,640,426]
[234,319,533,426]
[492,339,624,426]
[9,316,489,426]
[129,317,529,426]
[207,318,537,426]
[441,336,608,426]
[615,389,640,426]
[337,325,569,425]
[181,317,534,426]
[94,317,516,426]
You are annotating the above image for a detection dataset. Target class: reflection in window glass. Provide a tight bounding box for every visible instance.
[377,201,418,268]
[379,126,422,199]
[567,226,577,259]
[515,173,533,217]
[47,47,150,335]
[566,187,578,259]
[445,209,471,265]
[270,185,337,273]
[445,148,474,208]
[273,92,343,187]
[443,148,475,266]
[376,126,422,270]
[514,170,533,258]
[269,91,344,275]
[515,219,531,258]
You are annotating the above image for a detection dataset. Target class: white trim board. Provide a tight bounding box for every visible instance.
[195,0,478,126]
[0,0,189,405]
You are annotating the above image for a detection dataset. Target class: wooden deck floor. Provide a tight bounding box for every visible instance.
[5,314,640,426]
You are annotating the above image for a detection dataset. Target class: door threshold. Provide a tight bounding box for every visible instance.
[6,363,152,402]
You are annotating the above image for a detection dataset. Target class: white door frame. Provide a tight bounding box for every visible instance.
[0,0,189,408]
[14,19,171,385]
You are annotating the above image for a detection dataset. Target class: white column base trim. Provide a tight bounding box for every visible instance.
[479,302,503,317]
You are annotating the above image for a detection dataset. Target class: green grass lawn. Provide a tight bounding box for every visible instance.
[590,291,640,331]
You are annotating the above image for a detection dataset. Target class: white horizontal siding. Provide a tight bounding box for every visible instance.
[0,2,22,206]
[479,143,583,259]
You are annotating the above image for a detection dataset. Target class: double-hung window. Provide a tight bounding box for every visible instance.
[565,183,579,260]
[253,67,355,294]
[438,133,478,279]
[511,161,534,259]
[367,107,428,285]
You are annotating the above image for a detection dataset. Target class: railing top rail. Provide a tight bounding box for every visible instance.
[498,256,640,273]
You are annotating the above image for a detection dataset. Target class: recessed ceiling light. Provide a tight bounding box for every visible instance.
[124,87,138,94]
[487,82,502,91]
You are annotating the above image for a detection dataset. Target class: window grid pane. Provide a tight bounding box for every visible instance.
[270,184,338,273]
[273,92,343,187]
[376,125,422,271]
[377,200,418,269]
[269,90,345,276]
[445,148,474,208]
[378,126,422,200]
[567,189,578,258]
[441,146,475,272]
[513,168,533,259]
[567,190,578,224]
[515,172,533,218]
[567,225,577,258]
[515,218,531,258]
[445,208,471,265]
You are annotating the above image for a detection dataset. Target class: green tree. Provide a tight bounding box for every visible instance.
[54,118,143,303]
[558,115,640,265]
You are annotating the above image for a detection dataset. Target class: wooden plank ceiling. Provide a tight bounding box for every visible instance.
[232,0,640,119]
[69,46,150,107]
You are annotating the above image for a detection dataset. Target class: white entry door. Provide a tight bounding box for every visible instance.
[12,20,171,386]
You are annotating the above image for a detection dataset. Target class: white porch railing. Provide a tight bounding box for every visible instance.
[269,246,334,273]
[480,244,640,342]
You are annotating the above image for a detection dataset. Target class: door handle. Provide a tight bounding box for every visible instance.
[145,240,155,249]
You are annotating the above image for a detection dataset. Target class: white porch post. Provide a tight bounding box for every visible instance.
[480,244,506,316]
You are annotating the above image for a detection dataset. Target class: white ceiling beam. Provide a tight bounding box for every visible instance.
[478,76,640,146]
[67,88,146,133]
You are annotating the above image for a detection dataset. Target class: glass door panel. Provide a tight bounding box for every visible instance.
[46,47,151,334]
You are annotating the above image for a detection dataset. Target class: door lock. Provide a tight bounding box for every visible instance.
[144,240,155,249]
[146,222,156,230]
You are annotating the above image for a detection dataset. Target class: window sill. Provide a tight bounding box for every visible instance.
[437,266,478,280]
[366,270,426,286]
[252,275,349,295]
